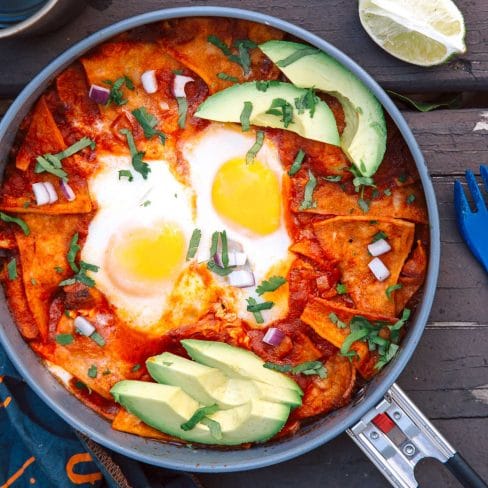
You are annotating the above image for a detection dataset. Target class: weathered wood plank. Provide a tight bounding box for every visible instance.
[0,0,487,96]
[198,419,488,488]
[404,109,488,176]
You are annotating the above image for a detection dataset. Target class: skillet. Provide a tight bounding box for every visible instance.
[0,6,484,487]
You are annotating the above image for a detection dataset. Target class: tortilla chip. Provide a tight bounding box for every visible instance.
[396,240,427,314]
[14,214,90,340]
[3,254,39,340]
[0,167,92,214]
[158,18,283,94]
[56,63,101,138]
[15,96,67,171]
[293,179,428,223]
[300,297,396,379]
[313,216,415,316]
[112,409,178,442]
[293,353,356,419]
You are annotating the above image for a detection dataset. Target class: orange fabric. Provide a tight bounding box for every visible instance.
[0,457,35,488]
[15,97,66,171]
[300,297,396,379]
[313,216,415,316]
[158,18,283,94]
[295,179,428,223]
[65,453,103,485]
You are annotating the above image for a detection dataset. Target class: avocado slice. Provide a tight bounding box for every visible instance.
[259,40,386,177]
[195,81,340,146]
[147,352,302,408]
[110,380,290,445]
[181,339,303,395]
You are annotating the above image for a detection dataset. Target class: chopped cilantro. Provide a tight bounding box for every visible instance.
[299,170,318,211]
[358,198,369,213]
[181,404,219,431]
[67,233,81,273]
[217,72,238,82]
[386,283,403,300]
[141,200,151,207]
[200,417,222,440]
[255,80,280,92]
[186,228,202,260]
[118,170,133,182]
[87,365,97,378]
[263,362,292,373]
[119,129,150,179]
[264,360,327,378]
[276,46,320,67]
[131,364,141,373]
[246,130,265,164]
[265,98,294,128]
[104,76,134,106]
[329,312,347,329]
[0,212,30,236]
[384,188,392,196]
[7,258,17,280]
[372,231,388,242]
[336,283,347,295]
[407,194,416,204]
[207,36,256,75]
[54,266,64,274]
[90,332,105,347]
[323,175,342,183]
[294,88,318,117]
[176,96,188,129]
[55,333,74,345]
[288,149,305,176]
[132,107,166,144]
[240,101,253,131]
[246,299,274,313]
[256,276,286,295]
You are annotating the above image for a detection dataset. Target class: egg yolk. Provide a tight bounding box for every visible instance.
[108,223,186,293]
[212,158,281,235]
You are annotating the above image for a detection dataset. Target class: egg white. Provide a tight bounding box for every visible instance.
[82,154,195,333]
[182,123,292,325]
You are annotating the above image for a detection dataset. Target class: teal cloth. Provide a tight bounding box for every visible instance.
[0,347,200,488]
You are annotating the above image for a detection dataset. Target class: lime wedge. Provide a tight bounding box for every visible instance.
[358,0,466,66]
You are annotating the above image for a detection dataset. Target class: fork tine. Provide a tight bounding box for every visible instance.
[465,170,487,212]
[481,165,488,193]
[454,179,470,216]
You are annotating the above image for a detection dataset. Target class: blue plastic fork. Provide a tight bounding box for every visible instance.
[454,165,488,273]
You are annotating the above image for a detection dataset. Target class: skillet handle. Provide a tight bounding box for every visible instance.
[346,383,487,488]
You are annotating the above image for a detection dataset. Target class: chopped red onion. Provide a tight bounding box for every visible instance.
[368,257,390,282]
[227,269,255,288]
[89,84,110,105]
[32,182,52,206]
[262,328,285,346]
[173,74,195,98]
[141,70,158,94]
[74,316,96,337]
[368,238,391,257]
[43,182,58,203]
[60,180,76,201]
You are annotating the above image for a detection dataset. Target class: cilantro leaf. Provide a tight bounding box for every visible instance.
[276,46,320,67]
[200,417,222,440]
[217,72,238,82]
[288,149,305,176]
[104,76,134,105]
[67,233,81,273]
[7,258,17,280]
[181,404,219,431]
[118,170,133,182]
[56,333,74,345]
[87,365,98,378]
[0,212,29,235]
[386,283,403,300]
[329,312,347,329]
[372,231,388,242]
[299,170,318,211]
[294,88,318,117]
[256,276,286,295]
[119,129,151,179]
[186,228,202,261]
[246,130,264,164]
[265,98,294,128]
[132,107,166,144]
[240,101,253,132]
[336,283,347,295]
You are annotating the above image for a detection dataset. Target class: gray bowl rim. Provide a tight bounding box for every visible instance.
[0,5,440,473]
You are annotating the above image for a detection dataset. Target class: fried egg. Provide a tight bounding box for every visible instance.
[182,123,293,325]
[82,154,195,332]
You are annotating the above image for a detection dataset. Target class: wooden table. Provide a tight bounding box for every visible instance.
[1,1,487,487]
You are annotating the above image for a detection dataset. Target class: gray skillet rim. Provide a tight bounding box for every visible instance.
[0,6,440,473]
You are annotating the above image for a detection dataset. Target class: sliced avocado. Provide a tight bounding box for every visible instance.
[195,81,340,146]
[147,352,302,408]
[259,40,386,177]
[181,339,303,395]
[110,380,289,445]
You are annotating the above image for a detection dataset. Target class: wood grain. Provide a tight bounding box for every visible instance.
[0,0,486,96]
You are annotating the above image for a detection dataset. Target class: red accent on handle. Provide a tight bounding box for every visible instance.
[372,413,396,434]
